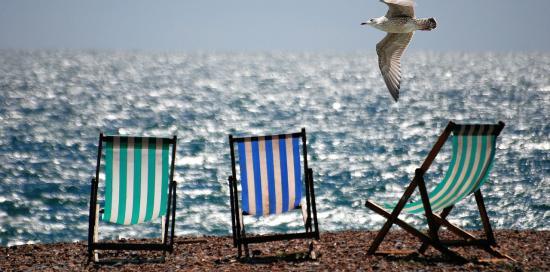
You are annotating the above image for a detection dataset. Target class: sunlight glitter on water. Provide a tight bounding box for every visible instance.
[0,50,549,246]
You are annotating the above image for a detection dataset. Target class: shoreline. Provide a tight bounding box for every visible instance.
[1,229,548,271]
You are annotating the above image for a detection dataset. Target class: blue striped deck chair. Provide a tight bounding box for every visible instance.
[87,134,178,263]
[365,121,514,262]
[228,128,319,258]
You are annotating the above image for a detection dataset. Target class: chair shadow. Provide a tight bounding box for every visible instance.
[377,252,473,266]
[238,250,317,265]
[91,239,208,267]
[92,255,165,267]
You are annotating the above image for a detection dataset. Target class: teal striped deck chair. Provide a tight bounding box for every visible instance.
[228,128,319,258]
[87,134,178,263]
[365,121,513,262]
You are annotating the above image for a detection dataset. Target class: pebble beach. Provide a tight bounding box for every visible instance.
[2,230,548,271]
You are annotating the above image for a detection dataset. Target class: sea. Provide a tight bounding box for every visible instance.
[0,50,548,247]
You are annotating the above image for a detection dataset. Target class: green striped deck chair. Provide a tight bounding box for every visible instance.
[228,128,319,258]
[87,134,178,263]
[365,121,513,262]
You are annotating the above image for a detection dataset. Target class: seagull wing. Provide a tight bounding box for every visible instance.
[381,0,415,18]
[376,32,413,102]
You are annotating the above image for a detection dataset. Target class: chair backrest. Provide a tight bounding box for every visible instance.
[402,123,504,214]
[98,136,175,225]
[231,132,307,217]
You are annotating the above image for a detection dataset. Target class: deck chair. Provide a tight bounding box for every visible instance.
[228,128,320,258]
[365,121,513,262]
[88,134,178,262]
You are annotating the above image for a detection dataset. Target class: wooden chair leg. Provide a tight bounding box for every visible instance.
[474,190,496,245]
[161,216,166,244]
[366,201,395,255]
[237,209,249,258]
[366,177,419,255]
[416,172,440,243]
[243,234,250,258]
[419,206,454,253]
[228,176,238,247]
[237,240,242,258]
[93,204,100,262]
[307,168,320,240]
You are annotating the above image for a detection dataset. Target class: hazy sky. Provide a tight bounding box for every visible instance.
[1,0,549,52]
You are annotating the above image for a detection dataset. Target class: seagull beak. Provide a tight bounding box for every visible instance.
[361,22,368,25]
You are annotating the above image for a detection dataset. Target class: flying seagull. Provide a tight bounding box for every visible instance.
[362,0,436,102]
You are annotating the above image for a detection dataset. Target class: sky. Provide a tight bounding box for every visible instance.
[1,0,550,52]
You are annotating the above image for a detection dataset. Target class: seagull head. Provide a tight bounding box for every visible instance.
[361,19,376,26]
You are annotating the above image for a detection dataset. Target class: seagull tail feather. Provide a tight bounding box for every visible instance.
[417,18,437,31]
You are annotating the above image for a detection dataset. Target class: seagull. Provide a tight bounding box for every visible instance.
[362,0,436,102]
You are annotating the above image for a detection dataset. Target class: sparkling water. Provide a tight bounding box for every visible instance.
[0,50,548,246]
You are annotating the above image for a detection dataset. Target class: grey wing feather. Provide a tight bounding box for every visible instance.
[376,32,413,102]
[381,0,415,18]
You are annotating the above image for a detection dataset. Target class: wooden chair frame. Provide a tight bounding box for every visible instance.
[365,121,513,262]
[87,133,178,263]
[228,128,320,258]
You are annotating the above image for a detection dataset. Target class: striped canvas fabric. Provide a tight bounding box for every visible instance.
[386,125,498,214]
[103,136,170,225]
[237,135,302,217]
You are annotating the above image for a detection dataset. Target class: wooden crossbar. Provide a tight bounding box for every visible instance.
[365,200,467,262]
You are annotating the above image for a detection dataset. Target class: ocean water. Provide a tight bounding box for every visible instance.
[0,50,548,247]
